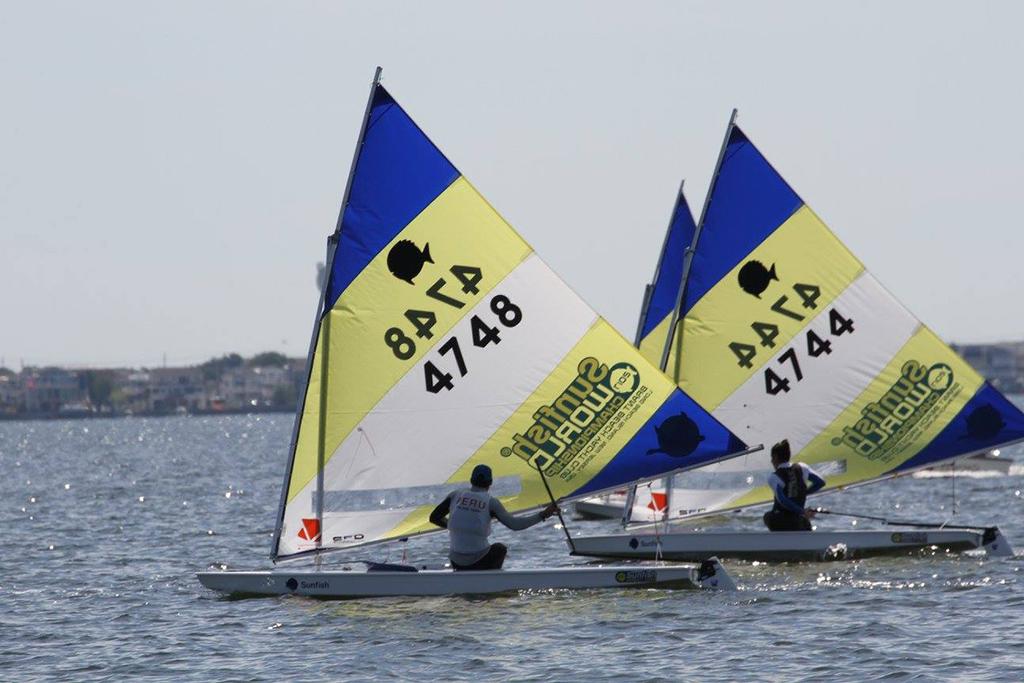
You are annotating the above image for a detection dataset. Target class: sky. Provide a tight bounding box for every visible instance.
[2,1,1023,368]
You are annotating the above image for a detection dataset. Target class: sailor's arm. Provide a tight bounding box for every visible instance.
[802,463,826,495]
[490,498,555,531]
[429,493,453,529]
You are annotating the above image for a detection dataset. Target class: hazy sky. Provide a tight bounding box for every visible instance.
[2,1,1023,368]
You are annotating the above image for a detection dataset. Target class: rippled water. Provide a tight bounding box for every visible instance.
[3,413,1024,681]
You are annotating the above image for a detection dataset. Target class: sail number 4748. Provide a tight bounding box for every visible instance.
[423,294,522,393]
[379,264,524,394]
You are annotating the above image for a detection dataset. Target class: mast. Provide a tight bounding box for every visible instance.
[651,113,736,524]
[633,178,686,347]
[657,109,738,375]
[633,284,653,347]
[622,179,688,520]
[270,66,384,560]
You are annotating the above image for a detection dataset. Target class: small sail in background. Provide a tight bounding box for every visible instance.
[648,120,1024,520]
[272,78,748,559]
[635,184,698,359]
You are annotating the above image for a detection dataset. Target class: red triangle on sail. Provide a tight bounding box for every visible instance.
[298,518,321,541]
[647,492,667,512]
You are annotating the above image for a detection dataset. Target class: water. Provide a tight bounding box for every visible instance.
[3,414,1024,681]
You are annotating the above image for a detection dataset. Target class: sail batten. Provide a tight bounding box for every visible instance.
[273,75,749,559]
[634,120,1024,523]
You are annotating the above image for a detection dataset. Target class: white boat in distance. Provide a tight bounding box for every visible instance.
[198,69,749,598]
[913,451,1013,478]
[574,493,635,520]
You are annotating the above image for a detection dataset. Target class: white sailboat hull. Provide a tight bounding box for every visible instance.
[914,453,1013,477]
[574,499,626,520]
[570,528,1015,563]
[197,560,735,598]
[574,494,671,522]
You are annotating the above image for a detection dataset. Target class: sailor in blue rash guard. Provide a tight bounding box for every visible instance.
[429,464,558,570]
[762,439,826,532]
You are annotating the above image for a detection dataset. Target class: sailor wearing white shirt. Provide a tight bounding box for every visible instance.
[429,464,558,570]
[762,439,825,532]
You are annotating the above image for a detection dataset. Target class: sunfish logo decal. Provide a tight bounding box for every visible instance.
[832,360,957,462]
[500,358,639,476]
[297,518,321,542]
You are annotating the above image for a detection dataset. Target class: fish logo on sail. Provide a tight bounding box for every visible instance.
[647,412,705,458]
[297,518,321,542]
[387,239,434,284]
[964,404,1005,440]
[737,259,778,298]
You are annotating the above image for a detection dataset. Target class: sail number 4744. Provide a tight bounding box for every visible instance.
[726,282,856,396]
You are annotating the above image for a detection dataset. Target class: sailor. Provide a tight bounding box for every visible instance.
[429,464,558,571]
[762,439,826,532]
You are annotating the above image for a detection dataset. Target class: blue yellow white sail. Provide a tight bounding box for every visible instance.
[641,121,1024,519]
[271,75,747,559]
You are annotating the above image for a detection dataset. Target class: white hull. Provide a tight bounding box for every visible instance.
[574,499,626,520]
[574,494,668,522]
[915,453,1013,477]
[197,560,735,598]
[578,454,1015,521]
[570,528,1014,563]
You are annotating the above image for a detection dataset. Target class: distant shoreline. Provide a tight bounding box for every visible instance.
[0,405,295,423]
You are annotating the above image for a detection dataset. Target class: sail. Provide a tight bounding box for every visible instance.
[271,77,748,559]
[647,122,1024,520]
[635,186,698,357]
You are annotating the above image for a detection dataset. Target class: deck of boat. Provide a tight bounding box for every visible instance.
[569,528,1003,563]
[197,562,734,598]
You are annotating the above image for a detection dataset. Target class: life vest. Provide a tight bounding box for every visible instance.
[771,464,807,515]
[447,488,492,556]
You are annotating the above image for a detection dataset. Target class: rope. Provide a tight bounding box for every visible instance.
[951,460,958,517]
[814,507,988,531]
[646,482,664,563]
[537,463,576,553]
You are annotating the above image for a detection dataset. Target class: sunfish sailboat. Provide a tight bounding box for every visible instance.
[573,111,1024,562]
[197,70,752,598]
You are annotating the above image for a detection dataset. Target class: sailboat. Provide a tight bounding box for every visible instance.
[572,111,1024,562]
[197,69,753,598]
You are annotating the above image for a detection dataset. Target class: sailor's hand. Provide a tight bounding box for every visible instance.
[541,503,559,520]
[803,509,817,520]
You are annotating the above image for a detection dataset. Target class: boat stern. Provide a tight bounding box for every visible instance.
[982,527,1016,558]
[696,556,736,591]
